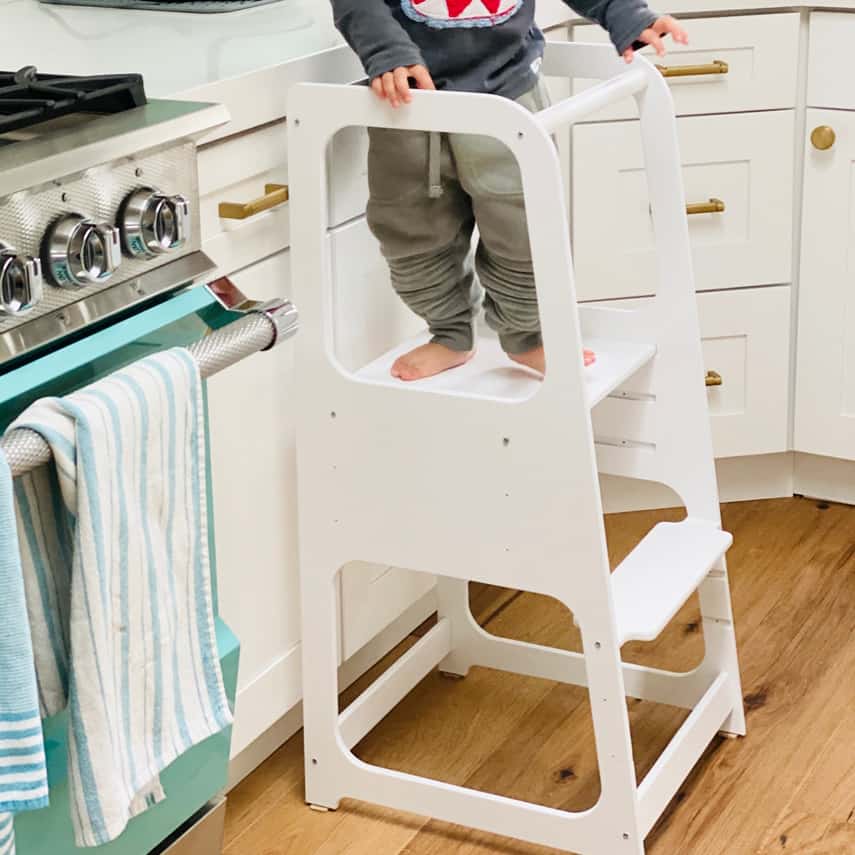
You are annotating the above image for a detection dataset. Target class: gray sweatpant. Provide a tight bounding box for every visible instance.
[365,78,550,355]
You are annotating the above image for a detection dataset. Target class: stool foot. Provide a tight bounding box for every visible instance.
[309,804,333,813]
[439,671,466,681]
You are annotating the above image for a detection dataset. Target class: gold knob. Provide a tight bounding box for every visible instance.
[811,126,836,151]
[705,370,723,388]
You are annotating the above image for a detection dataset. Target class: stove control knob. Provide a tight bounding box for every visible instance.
[120,188,190,258]
[44,215,122,288]
[0,241,43,315]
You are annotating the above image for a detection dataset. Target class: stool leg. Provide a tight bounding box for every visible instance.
[698,562,746,737]
[436,576,475,679]
[579,617,645,854]
[301,563,345,811]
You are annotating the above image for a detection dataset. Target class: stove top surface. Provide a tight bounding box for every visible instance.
[0,67,147,135]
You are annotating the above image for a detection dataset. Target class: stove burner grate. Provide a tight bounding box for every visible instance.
[0,67,147,135]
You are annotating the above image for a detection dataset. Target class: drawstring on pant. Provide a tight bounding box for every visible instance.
[428,132,443,199]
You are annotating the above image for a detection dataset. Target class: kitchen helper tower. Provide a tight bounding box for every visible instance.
[292,42,746,855]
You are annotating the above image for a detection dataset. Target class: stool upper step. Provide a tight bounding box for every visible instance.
[355,332,656,408]
[612,519,732,646]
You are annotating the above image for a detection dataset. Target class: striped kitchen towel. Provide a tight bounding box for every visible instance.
[8,347,232,848]
[0,450,48,855]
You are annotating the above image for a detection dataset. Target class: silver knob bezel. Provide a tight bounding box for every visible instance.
[44,214,122,288]
[0,240,44,316]
[121,187,190,258]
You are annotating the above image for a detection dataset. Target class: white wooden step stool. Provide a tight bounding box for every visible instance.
[289,41,745,855]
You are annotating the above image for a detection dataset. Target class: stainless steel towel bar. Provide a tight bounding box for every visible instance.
[2,297,299,479]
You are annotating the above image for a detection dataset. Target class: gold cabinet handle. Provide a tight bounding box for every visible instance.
[218,183,289,220]
[811,126,836,151]
[705,370,723,387]
[656,59,729,78]
[687,198,726,216]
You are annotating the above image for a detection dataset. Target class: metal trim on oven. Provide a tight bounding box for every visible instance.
[0,251,217,365]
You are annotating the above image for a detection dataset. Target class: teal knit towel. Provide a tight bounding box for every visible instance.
[0,451,49,855]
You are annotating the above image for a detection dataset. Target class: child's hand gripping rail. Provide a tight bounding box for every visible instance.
[287,46,678,389]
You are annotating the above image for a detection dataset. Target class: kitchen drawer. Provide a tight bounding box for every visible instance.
[808,13,855,111]
[201,168,290,277]
[572,13,799,120]
[199,123,367,276]
[198,121,288,197]
[592,286,791,458]
[156,799,226,855]
[572,110,794,301]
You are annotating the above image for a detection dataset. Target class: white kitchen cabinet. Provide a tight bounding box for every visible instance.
[592,286,791,459]
[807,13,855,110]
[795,109,855,461]
[327,217,436,658]
[572,111,794,301]
[205,248,301,757]
[573,13,800,120]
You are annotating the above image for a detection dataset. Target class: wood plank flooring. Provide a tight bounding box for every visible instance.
[223,498,855,855]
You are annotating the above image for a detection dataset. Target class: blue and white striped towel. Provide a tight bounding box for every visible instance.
[8,347,232,848]
[0,451,49,855]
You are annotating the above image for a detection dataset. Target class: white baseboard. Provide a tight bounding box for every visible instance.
[227,588,437,790]
[794,453,855,506]
[600,453,795,513]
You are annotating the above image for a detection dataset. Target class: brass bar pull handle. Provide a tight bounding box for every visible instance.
[219,183,289,220]
[705,370,723,388]
[656,60,729,78]
[687,198,726,216]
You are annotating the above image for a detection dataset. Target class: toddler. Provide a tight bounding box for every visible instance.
[331,0,687,379]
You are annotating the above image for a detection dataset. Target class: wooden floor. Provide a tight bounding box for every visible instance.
[223,498,855,855]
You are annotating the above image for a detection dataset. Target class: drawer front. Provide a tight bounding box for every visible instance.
[572,13,799,120]
[572,110,794,301]
[199,123,367,276]
[198,121,287,197]
[592,286,791,458]
[808,13,855,110]
[201,167,290,277]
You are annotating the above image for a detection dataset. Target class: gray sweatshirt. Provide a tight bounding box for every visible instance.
[330,0,659,100]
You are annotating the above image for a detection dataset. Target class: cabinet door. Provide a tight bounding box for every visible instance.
[206,249,302,756]
[572,111,794,301]
[795,109,855,460]
[329,218,436,659]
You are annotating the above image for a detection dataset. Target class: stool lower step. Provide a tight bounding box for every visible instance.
[612,519,732,645]
[356,332,655,408]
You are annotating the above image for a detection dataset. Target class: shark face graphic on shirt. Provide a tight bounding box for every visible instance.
[401,0,523,28]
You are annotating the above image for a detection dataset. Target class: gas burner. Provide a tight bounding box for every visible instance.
[0,67,147,135]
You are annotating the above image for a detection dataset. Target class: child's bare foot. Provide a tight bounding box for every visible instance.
[391,342,475,381]
[508,347,596,375]
[509,346,545,374]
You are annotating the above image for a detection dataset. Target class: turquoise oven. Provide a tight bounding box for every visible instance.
[0,93,295,853]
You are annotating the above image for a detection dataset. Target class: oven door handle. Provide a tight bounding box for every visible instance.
[1,295,299,479]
